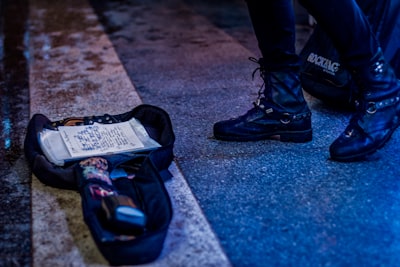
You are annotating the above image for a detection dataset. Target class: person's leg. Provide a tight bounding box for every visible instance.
[213,0,312,143]
[300,0,400,161]
[299,0,378,69]
[247,0,299,70]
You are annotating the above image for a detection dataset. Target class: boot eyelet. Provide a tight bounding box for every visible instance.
[366,102,377,114]
[345,129,354,138]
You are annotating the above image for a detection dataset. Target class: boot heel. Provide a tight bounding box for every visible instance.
[280,130,312,143]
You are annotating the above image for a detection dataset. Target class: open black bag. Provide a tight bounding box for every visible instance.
[300,0,400,108]
[24,104,175,266]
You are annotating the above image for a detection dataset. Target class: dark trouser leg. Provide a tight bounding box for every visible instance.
[298,0,378,69]
[299,0,400,161]
[246,0,299,70]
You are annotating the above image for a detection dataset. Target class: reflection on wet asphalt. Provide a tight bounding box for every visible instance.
[0,0,32,266]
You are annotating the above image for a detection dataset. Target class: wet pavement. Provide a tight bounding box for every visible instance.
[2,0,400,266]
[0,0,31,266]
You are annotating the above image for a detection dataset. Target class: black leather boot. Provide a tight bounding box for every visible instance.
[330,50,400,161]
[213,58,312,142]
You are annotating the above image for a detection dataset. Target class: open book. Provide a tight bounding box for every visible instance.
[39,118,161,166]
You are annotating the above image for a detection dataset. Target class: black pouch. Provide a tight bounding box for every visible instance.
[299,26,356,108]
[24,104,175,266]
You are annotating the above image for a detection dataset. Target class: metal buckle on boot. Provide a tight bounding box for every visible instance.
[366,102,377,114]
[280,113,291,124]
[365,96,400,114]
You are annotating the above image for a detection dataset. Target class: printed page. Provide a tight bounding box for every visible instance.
[58,121,144,158]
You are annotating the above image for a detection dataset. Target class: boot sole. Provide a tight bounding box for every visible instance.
[214,129,312,143]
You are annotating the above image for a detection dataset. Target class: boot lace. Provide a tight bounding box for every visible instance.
[249,57,270,107]
[247,57,311,124]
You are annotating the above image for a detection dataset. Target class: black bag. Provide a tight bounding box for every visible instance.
[24,104,175,266]
[300,0,400,107]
